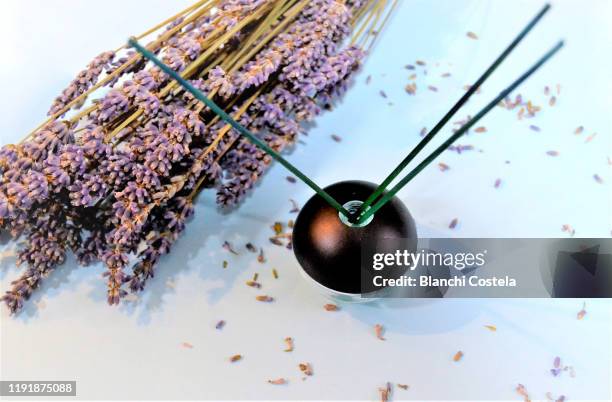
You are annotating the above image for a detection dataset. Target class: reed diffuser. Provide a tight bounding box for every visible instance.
[0,0,397,314]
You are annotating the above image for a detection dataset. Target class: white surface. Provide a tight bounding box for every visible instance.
[1,0,611,401]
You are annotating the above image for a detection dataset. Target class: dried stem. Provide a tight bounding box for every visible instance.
[22,0,218,144]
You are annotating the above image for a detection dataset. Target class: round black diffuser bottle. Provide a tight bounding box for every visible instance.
[292,181,417,296]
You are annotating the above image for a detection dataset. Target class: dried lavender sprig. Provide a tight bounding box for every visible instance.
[20,1,216,146]
[48,51,116,117]
[129,37,352,219]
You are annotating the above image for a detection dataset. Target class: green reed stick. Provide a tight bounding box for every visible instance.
[355,3,552,221]
[128,38,352,219]
[357,40,565,224]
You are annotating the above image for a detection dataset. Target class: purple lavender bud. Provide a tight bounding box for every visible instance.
[134,70,158,91]
[184,151,221,190]
[94,89,130,124]
[59,144,87,175]
[178,34,202,60]
[0,291,23,314]
[48,50,115,116]
[108,224,137,246]
[175,197,194,220]
[165,16,185,31]
[106,50,147,86]
[163,47,187,72]
[24,122,74,161]
[81,125,110,160]
[206,66,236,98]
[23,170,49,201]
[217,138,271,206]
[68,173,107,207]
[76,231,104,266]
[115,182,149,206]
[144,143,172,177]
[182,78,207,104]
[111,198,143,226]
[99,151,135,188]
[133,164,161,189]
[6,182,32,210]
[163,210,183,231]
[0,145,19,173]
[134,88,161,117]
[43,155,71,190]
[102,248,129,270]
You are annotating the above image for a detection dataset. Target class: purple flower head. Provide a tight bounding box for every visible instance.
[115,182,150,206]
[134,70,158,91]
[102,246,129,305]
[135,88,161,117]
[111,198,141,225]
[106,50,147,86]
[24,122,73,161]
[144,141,173,177]
[94,89,130,124]
[178,34,202,60]
[294,97,321,122]
[48,50,115,116]
[43,155,71,190]
[81,125,110,160]
[102,247,129,270]
[217,138,271,206]
[133,164,161,190]
[186,151,221,190]
[182,78,207,103]
[205,66,236,98]
[172,107,206,137]
[77,231,105,266]
[5,182,32,210]
[59,144,87,175]
[165,16,185,31]
[149,66,169,87]
[68,173,107,207]
[0,145,19,173]
[235,50,281,92]
[163,47,187,72]
[165,123,191,158]
[99,151,135,188]
[164,196,194,232]
[23,170,49,201]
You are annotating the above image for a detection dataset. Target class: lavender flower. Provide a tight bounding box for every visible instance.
[217,138,271,206]
[1,206,78,314]
[102,247,129,305]
[68,173,107,207]
[94,89,130,124]
[23,122,74,162]
[206,66,236,98]
[81,125,110,160]
[48,51,115,116]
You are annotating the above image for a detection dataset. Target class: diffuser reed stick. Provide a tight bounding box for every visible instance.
[129,38,352,218]
[356,3,552,219]
[356,40,565,224]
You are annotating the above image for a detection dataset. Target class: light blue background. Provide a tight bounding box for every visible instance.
[1,1,611,400]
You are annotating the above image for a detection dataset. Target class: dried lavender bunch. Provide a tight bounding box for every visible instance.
[0,0,390,314]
